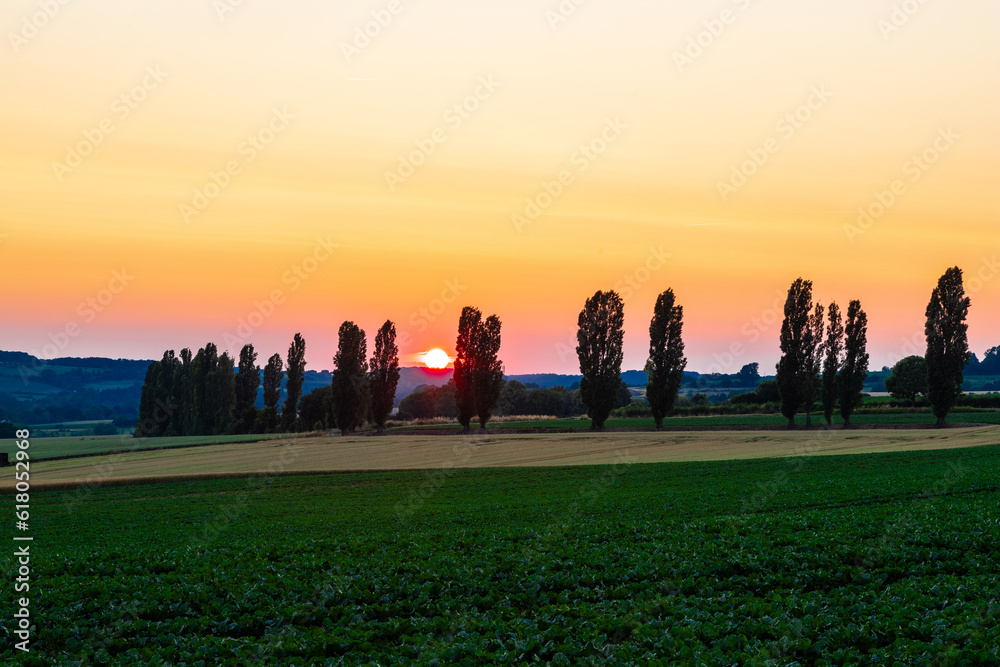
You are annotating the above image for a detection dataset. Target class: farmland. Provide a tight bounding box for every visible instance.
[1,442,998,665]
[8,426,1000,489]
[14,408,1000,466]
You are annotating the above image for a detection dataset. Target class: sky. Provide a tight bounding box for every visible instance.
[1,0,998,374]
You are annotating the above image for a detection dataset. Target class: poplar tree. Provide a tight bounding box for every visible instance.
[646,288,686,430]
[282,333,307,432]
[925,267,971,426]
[577,290,625,431]
[331,322,369,435]
[259,353,283,433]
[235,343,260,434]
[135,359,162,437]
[775,279,813,427]
[839,300,869,426]
[209,353,237,434]
[368,320,400,434]
[454,307,481,432]
[192,343,219,435]
[178,348,194,435]
[473,314,504,430]
[803,302,825,426]
[821,302,843,425]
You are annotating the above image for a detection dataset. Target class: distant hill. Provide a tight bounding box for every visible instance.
[0,351,154,399]
[0,351,155,426]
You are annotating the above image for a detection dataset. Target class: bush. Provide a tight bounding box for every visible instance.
[299,386,333,430]
[397,381,458,421]
[956,393,1000,409]
[729,391,758,405]
[611,401,652,418]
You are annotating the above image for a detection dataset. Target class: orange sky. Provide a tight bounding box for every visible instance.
[1,0,997,373]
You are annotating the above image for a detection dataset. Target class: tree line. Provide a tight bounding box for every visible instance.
[136,266,976,435]
[566,266,973,430]
[134,334,309,437]
[135,322,403,437]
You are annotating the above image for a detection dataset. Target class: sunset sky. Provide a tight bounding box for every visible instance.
[2,0,997,374]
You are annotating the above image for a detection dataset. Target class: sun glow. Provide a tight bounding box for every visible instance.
[422,348,451,369]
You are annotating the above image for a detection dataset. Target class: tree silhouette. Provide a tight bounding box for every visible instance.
[576,290,624,431]
[192,343,219,435]
[178,348,194,434]
[803,302,825,426]
[738,363,760,387]
[821,302,843,425]
[135,358,162,437]
[153,350,182,436]
[209,353,236,434]
[282,333,307,432]
[331,321,369,435]
[454,306,482,432]
[646,288,686,429]
[368,320,400,434]
[259,353,283,433]
[473,314,503,430]
[839,300,869,426]
[497,379,528,416]
[925,267,971,426]
[885,355,928,407]
[775,279,813,427]
[235,343,260,434]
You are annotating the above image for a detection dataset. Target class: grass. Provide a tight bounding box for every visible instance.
[2,444,998,664]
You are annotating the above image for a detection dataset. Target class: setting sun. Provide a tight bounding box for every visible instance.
[422,348,451,369]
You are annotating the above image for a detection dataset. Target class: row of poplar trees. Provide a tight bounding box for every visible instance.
[135,334,308,437]
[774,279,869,427]
[576,288,687,431]
[135,322,404,437]
[330,308,504,433]
[334,307,505,433]
[572,265,972,431]
[328,320,402,435]
[775,266,972,427]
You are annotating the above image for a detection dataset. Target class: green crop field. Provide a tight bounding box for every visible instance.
[2,445,998,664]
